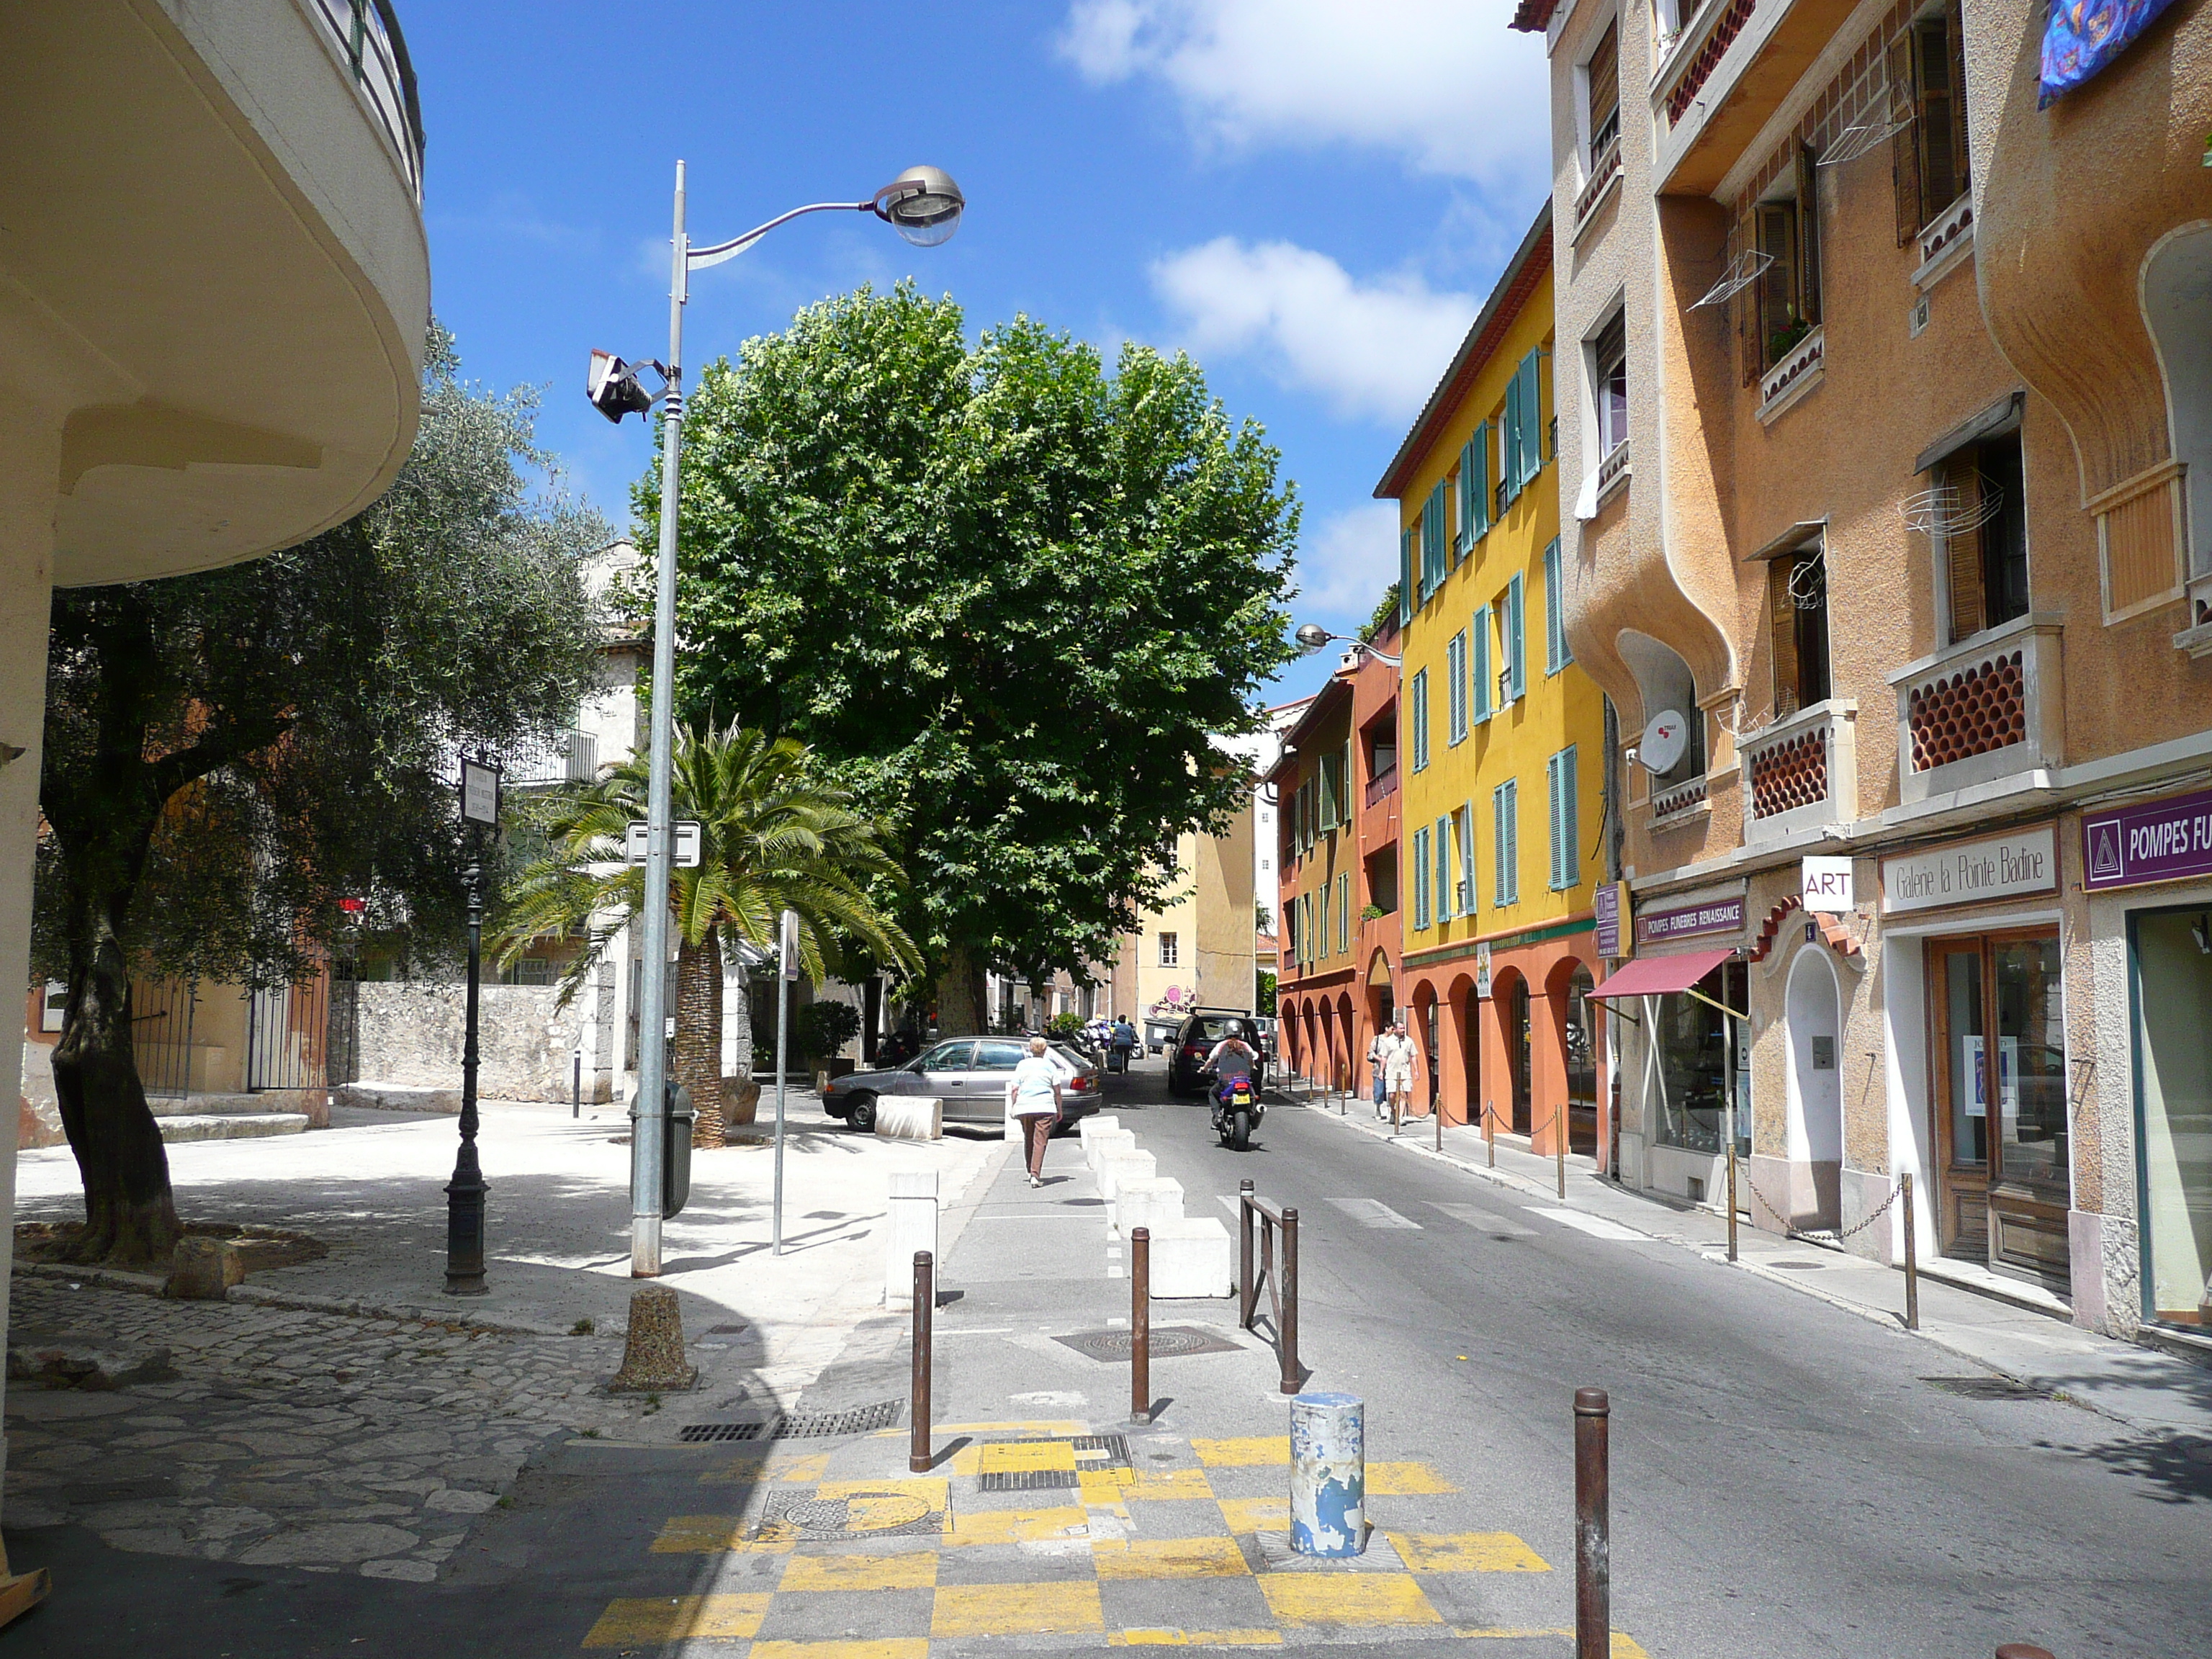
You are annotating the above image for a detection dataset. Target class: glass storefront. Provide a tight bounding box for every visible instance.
[2131,907,2212,1326]
[1653,962,1748,1155]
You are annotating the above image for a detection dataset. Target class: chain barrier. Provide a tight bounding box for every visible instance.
[1736,1161,1904,1245]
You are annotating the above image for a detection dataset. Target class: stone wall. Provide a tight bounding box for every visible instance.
[351,981,586,1103]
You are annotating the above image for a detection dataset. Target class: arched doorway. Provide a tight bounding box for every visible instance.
[1555,958,1599,1156]
[1449,974,1480,1129]
[1336,992,1358,1100]
[1496,971,1532,1135]
[1408,978,1439,1115]
[1785,945,1844,1229]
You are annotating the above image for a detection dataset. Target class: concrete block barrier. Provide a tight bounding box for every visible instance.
[1086,1129,1136,1174]
[1150,1216,1233,1298]
[1111,1176,1185,1238]
[1097,1150,1156,1202]
[873,1097,943,1142]
[1076,1115,1120,1151]
[885,1170,940,1310]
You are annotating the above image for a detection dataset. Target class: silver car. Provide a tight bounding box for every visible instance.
[821,1038,1104,1133]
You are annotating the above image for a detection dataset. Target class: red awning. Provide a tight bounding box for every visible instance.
[1587,947,1735,1001]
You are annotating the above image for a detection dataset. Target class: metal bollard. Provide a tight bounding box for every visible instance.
[909,1251,932,1473]
[1574,1388,1609,1659]
[1555,1107,1567,1198]
[1726,1133,1739,1263]
[1485,1102,1496,1168]
[572,1051,582,1120]
[1435,1089,1444,1153]
[1130,1226,1152,1425]
[1289,1391,1365,1556]
[1901,1170,1919,1331]
[1237,1178,1255,1326]
[1280,1208,1300,1395]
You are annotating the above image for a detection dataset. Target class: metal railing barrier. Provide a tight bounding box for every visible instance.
[1237,1178,1300,1395]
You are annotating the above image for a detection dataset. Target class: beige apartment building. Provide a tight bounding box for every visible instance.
[1110,813,1259,1039]
[1519,0,2211,1343]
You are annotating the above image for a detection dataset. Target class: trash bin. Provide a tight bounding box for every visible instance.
[664,1081,694,1218]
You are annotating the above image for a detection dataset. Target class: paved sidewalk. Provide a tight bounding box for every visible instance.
[5,1097,1010,1578]
[1274,1085,2212,1441]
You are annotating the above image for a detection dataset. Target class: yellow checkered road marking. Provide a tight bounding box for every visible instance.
[1091,1536,1250,1579]
[931,1581,1105,1637]
[749,1645,928,1659]
[1109,1629,1285,1647]
[1216,1496,1289,1534]
[1257,1574,1442,1627]
[979,1439,1078,1473]
[780,1552,938,1591]
[1192,1436,1290,1467]
[1388,1532,1551,1573]
[583,1593,768,1646]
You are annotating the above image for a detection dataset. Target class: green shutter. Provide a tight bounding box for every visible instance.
[1517,350,1544,487]
[1401,526,1415,621]
[1506,572,1527,701]
[1412,827,1430,929]
[1545,540,1566,674]
[1455,441,1477,559]
[1435,817,1452,920]
[1447,632,1467,743]
[1461,800,1477,914]
[1470,422,1491,539]
[1501,377,1522,506]
[1550,745,1579,890]
[1472,606,1492,723]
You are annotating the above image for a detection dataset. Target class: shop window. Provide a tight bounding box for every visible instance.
[1754,148,1821,373]
[1940,431,2031,644]
[2133,908,2212,1326]
[1768,544,1830,717]
[1652,961,1748,1154]
[1592,310,1629,461]
[1566,966,1599,1155]
[1890,0,1971,243]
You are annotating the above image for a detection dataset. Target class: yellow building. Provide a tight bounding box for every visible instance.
[1111,814,1257,1043]
[1375,206,1607,1156]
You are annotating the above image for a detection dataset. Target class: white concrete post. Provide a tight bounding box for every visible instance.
[1290,1391,1367,1557]
[885,1169,940,1309]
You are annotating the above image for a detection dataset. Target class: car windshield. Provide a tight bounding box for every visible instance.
[1190,1016,1251,1044]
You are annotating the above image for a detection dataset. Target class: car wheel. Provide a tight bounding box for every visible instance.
[847,1093,878,1133]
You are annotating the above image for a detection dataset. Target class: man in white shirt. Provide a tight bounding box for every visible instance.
[1372,1019,1419,1129]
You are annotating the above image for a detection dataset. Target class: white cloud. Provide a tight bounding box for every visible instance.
[1150,238,1474,422]
[1292,501,1402,623]
[1059,0,1549,189]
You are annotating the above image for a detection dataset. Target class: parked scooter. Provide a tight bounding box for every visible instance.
[1206,1069,1263,1151]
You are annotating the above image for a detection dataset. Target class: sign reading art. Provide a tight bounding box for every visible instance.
[2082,786,2212,892]
[1881,824,2057,915]
[1634,894,1745,948]
[1801,855,1853,914]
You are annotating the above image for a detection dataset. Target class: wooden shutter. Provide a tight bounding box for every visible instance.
[1555,747,1578,889]
[1472,606,1493,722]
[1339,872,1350,953]
[1796,144,1822,328]
[1401,526,1416,621]
[1889,27,1923,245]
[1545,541,1565,673]
[1916,17,1959,214]
[1502,374,1523,505]
[1730,202,1761,388]
[1506,572,1527,701]
[1411,670,1428,769]
[1768,558,1800,718]
[1943,458,1987,642]
[1447,633,1467,742]
[1471,422,1493,539]
[1344,739,1354,824]
[1505,780,1519,904]
[1587,22,1620,152]
[1946,1,1971,197]
[1413,827,1429,928]
[1518,351,1545,486]
[1455,441,1476,559]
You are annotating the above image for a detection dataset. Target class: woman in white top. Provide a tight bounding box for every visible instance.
[1006,1036,1065,1187]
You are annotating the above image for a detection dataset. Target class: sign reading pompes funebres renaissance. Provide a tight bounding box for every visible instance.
[2082,785,2212,892]
[1634,894,1745,948]
[1880,824,2057,915]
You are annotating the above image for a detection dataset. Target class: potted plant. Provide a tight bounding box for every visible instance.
[797,999,863,1092]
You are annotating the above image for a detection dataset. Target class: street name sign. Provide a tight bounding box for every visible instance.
[623,821,701,868]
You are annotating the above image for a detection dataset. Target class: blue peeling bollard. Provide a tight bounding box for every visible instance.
[1289,1391,1366,1557]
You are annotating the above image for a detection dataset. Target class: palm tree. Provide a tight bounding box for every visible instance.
[497,719,918,1145]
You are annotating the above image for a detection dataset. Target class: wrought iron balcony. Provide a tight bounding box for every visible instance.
[308,0,424,202]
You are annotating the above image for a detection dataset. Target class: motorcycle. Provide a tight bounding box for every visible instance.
[1207,1070,1263,1151]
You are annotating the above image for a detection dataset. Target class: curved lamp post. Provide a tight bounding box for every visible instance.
[1292,621,1402,669]
[591,162,966,1279]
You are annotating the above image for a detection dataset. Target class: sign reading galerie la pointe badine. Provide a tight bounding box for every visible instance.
[1635,894,1745,947]
[1881,824,2057,915]
[2082,785,2212,892]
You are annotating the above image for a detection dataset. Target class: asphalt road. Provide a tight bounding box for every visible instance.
[1092,1063,2212,1658]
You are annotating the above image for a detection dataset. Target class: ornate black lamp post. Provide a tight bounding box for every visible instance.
[446,757,499,1295]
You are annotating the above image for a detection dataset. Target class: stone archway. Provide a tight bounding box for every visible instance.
[1548,955,1601,1156]
[1490,968,1533,1137]
[1442,972,1479,1128]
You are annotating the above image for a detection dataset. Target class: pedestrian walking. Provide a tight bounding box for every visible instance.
[1006,1035,1064,1187]
[1110,1015,1138,1075]
[1373,1018,1418,1128]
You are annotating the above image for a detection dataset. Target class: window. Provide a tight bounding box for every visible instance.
[1493,778,1520,905]
[1420,482,1449,601]
[1318,880,1330,960]
[1336,871,1351,954]
[2130,908,2212,1327]
[1400,526,1416,626]
[1457,802,1478,914]
[1457,428,1492,552]
[1548,745,1581,891]
[1768,544,1830,715]
[503,958,552,986]
[1653,962,1748,1153]
[1753,148,1821,374]
[1410,669,1431,770]
[1447,631,1470,744]
[1285,899,1300,963]
[1435,817,1453,921]
[1545,539,1573,673]
[1584,20,1621,162]
[1472,606,1494,724]
[1158,931,1179,968]
[1501,349,1545,505]
[1940,431,2030,643]
[1503,572,1527,703]
[1891,1,1970,242]
[1593,311,1629,458]
[1412,825,1432,929]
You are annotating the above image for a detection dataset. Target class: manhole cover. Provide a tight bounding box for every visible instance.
[757,1490,945,1539]
[1920,1375,2049,1402]
[1769,1260,1827,1270]
[675,1398,904,1444]
[1055,1326,1243,1362]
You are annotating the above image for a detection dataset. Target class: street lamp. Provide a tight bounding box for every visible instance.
[1293,622,1402,668]
[590,160,965,1279]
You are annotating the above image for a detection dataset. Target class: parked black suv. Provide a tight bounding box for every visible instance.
[1166,1008,1267,1097]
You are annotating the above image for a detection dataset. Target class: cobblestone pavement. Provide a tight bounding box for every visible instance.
[4,1275,646,1580]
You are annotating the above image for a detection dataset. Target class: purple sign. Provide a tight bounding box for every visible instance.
[1593,883,1622,958]
[1635,894,1745,948]
[2083,786,2212,891]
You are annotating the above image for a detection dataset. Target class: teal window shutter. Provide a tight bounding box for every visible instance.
[1545,539,1568,673]
[1470,422,1491,540]
[1424,482,1449,596]
[1494,778,1520,905]
[1435,816,1452,920]
[1447,632,1467,744]
[1460,801,1477,914]
[1410,669,1429,770]
[1550,745,1580,890]
[1472,606,1493,724]
[1493,785,1508,905]
[1501,377,1522,506]
[1506,572,1527,701]
[1318,879,1329,959]
[1401,526,1415,622]
[1337,871,1350,953]
[1547,752,1565,890]
[1455,441,1477,559]
[1413,827,1431,929]
[1516,351,1544,487]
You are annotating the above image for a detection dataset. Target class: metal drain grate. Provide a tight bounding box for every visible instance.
[979,1468,1082,1492]
[1055,1326,1243,1362]
[974,1431,1135,1492]
[675,1398,905,1444]
[1920,1375,2049,1401]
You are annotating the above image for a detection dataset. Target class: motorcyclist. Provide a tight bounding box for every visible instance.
[1202,1032,1257,1086]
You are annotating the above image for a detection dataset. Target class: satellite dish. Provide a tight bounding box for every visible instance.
[1639,710,1689,775]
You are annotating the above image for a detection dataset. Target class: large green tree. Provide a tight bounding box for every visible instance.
[35,331,606,1264]
[643,284,1298,1028]
[494,719,919,1145]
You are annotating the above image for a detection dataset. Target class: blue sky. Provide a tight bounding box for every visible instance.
[405,1,1550,706]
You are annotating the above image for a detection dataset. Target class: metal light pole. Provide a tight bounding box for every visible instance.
[773,908,798,1255]
[592,163,966,1280]
[446,755,500,1293]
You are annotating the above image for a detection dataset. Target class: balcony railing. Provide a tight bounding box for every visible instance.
[1596,439,1632,501]
[309,0,426,202]
[1758,325,1824,422]
[1650,774,1709,821]
[506,729,599,788]
[1574,135,1624,238]
[1659,0,1757,126]
[1364,765,1399,809]
[1914,194,1975,289]
[1889,615,2065,804]
[1737,698,1857,844]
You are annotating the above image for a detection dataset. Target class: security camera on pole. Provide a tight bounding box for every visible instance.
[585,161,965,1277]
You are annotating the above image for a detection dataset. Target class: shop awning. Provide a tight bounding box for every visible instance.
[1587,947,1735,1001]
